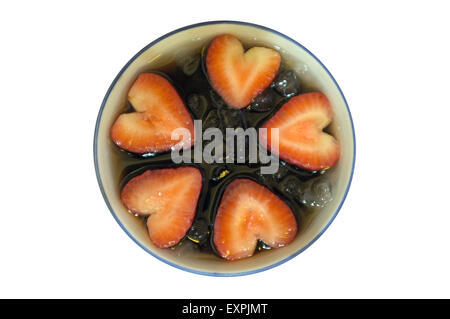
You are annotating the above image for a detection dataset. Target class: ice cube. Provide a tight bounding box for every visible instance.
[172,240,199,257]
[203,110,220,130]
[209,90,226,108]
[280,175,302,197]
[249,89,274,112]
[272,70,300,98]
[187,93,208,118]
[301,178,333,208]
[182,55,200,76]
[220,109,245,129]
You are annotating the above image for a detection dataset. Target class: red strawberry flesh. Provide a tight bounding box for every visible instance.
[213,178,297,260]
[121,167,202,248]
[111,73,194,154]
[206,34,281,109]
[260,92,340,171]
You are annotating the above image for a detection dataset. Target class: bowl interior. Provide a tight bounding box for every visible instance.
[95,22,354,275]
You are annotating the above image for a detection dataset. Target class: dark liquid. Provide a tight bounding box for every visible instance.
[113,45,328,257]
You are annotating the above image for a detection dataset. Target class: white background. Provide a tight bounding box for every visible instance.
[1,0,449,298]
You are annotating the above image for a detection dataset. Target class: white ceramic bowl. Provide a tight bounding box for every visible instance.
[94,21,355,276]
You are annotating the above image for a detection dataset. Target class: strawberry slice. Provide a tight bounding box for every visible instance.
[260,92,340,171]
[206,34,281,109]
[121,167,202,248]
[111,73,194,154]
[213,178,297,260]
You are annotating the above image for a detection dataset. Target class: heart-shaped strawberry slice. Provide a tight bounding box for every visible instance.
[111,73,194,154]
[206,34,281,109]
[213,178,297,260]
[260,92,340,171]
[121,167,203,248]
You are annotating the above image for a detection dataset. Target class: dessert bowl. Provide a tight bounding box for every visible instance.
[94,20,355,276]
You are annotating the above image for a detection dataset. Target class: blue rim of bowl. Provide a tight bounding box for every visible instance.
[93,20,356,277]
